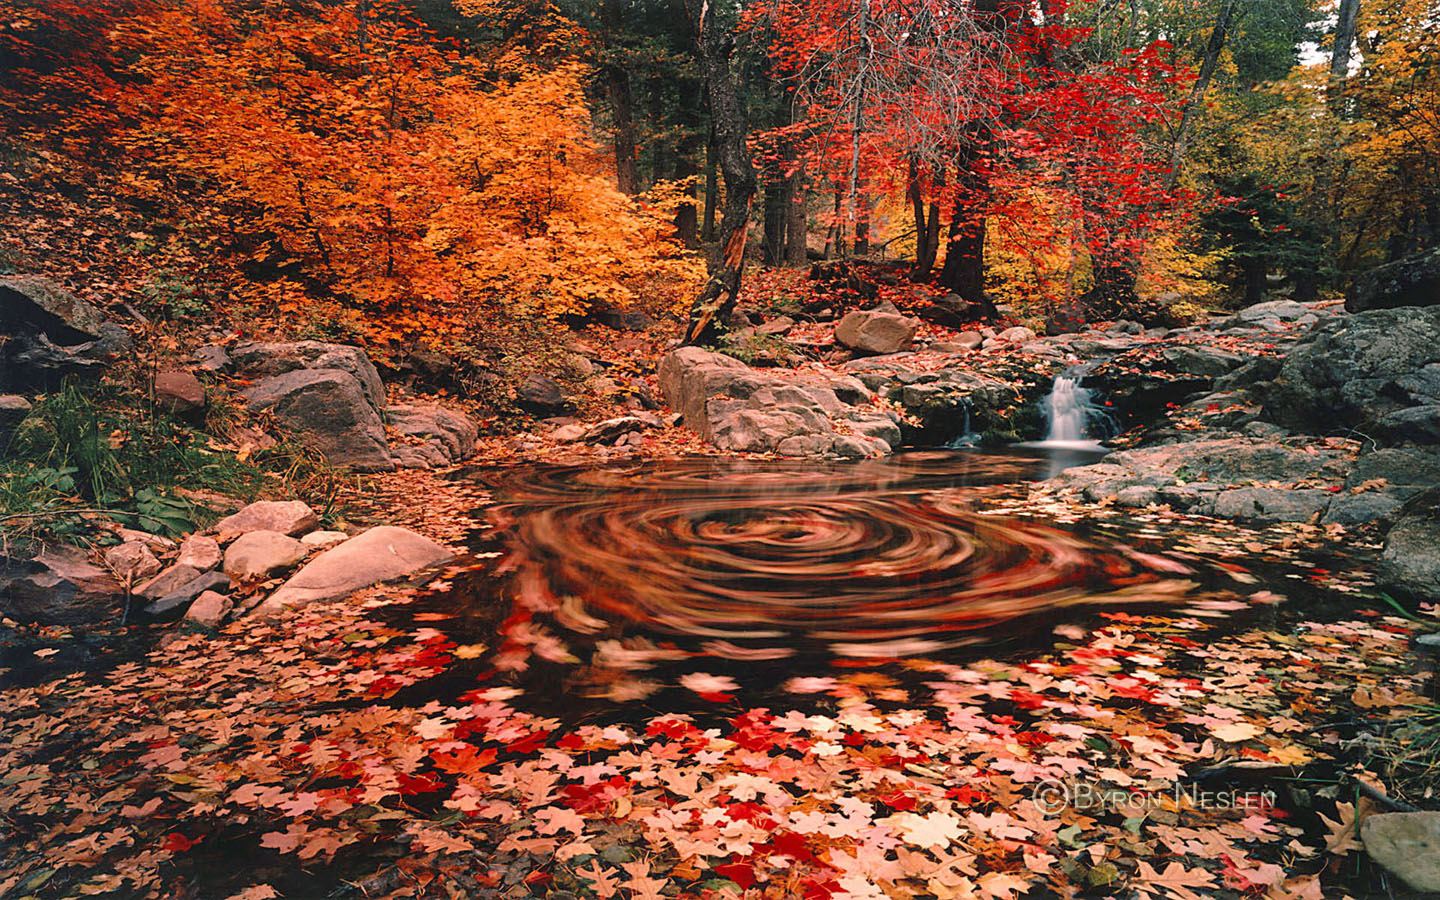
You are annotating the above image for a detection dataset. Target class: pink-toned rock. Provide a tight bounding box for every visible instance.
[214,500,318,542]
[256,526,451,615]
[155,370,205,413]
[177,534,222,571]
[103,541,162,582]
[223,531,308,581]
[184,590,233,628]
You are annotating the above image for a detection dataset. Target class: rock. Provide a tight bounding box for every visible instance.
[1,547,120,625]
[580,414,661,446]
[256,526,452,614]
[1379,490,1440,600]
[0,275,116,390]
[835,308,917,355]
[997,326,1037,343]
[113,527,176,552]
[776,434,836,456]
[552,423,588,443]
[214,500,319,541]
[1115,485,1159,508]
[136,564,203,601]
[1160,346,1247,377]
[0,394,32,449]
[756,316,795,336]
[1361,811,1440,892]
[1349,247,1440,312]
[154,370,205,414]
[184,590,234,629]
[658,347,751,431]
[387,403,478,469]
[1325,447,1440,526]
[244,369,394,471]
[229,340,386,412]
[224,530,308,581]
[1211,488,1333,523]
[915,294,987,328]
[193,344,231,372]
[592,299,655,331]
[177,534,223,571]
[103,541,162,582]
[145,570,230,618]
[1237,300,1308,322]
[300,530,349,550]
[516,374,571,415]
[1262,306,1440,440]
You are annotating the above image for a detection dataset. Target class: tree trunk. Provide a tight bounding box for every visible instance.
[1164,0,1237,191]
[674,153,700,248]
[1241,258,1267,306]
[762,174,788,265]
[784,165,808,266]
[823,187,843,258]
[908,159,941,280]
[701,126,719,242]
[938,158,993,314]
[606,69,640,195]
[853,193,871,256]
[1330,0,1360,81]
[681,0,758,346]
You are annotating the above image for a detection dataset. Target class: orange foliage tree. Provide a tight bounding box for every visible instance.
[117,0,697,350]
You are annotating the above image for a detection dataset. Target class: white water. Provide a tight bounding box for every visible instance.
[1021,369,1115,451]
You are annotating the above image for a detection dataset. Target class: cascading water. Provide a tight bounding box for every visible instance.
[1032,367,1115,450]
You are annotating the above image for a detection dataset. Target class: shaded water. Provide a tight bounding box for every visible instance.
[432,450,1264,717]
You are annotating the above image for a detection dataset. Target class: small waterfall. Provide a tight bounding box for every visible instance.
[946,398,981,448]
[1033,368,1114,449]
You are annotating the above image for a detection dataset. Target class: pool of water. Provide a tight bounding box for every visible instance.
[422,449,1266,719]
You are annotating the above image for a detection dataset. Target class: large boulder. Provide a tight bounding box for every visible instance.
[835,307,917,355]
[387,403,478,469]
[658,347,751,433]
[256,526,452,614]
[0,547,119,625]
[1348,247,1440,312]
[228,341,386,412]
[243,370,394,471]
[1262,306,1440,442]
[1379,489,1440,600]
[0,275,129,390]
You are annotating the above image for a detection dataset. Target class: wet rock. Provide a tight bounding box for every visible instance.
[154,370,205,414]
[1325,447,1440,526]
[229,340,386,412]
[244,370,394,471]
[1,547,120,625]
[1379,490,1440,600]
[0,394,32,448]
[835,308,917,355]
[1348,247,1440,312]
[223,530,308,581]
[1361,811,1440,892]
[257,526,452,614]
[516,374,571,415]
[177,534,222,571]
[214,500,319,541]
[388,403,478,469]
[1115,485,1159,508]
[1237,300,1308,322]
[103,541,162,582]
[145,570,231,618]
[184,590,234,629]
[1160,346,1247,378]
[1262,306,1440,441]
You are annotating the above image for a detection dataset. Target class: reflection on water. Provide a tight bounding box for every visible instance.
[441,450,1246,707]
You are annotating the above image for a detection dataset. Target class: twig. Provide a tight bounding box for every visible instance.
[1357,779,1421,813]
[0,507,117,525]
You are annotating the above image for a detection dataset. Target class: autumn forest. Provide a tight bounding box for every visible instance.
[2,1,1440,899]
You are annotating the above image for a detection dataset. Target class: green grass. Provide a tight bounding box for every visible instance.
[1,381,338,543]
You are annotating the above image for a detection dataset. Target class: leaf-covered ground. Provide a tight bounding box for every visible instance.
[1,473,1435,900]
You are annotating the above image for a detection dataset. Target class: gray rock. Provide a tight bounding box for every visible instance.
[177,534,222,571]
[775,434,835,456]
[154,370,205,414]
[193,344,231,372]
[1238,300,1308,322]
[1349,247,1440,312]
[997,326,1037,343]
[136,564,203,601]
[0,547,119,625]
[1160,346,1247,377]
[1361,811,1440,892]
[835,309,917,355]
[1379,490,1440,599]
[214,500,319,541]
[1115,485,1159,508]
[0,274,106,340]
[145,570,231,618]
[223,530,308,581]
[516,374,571,415]
[229,341,385,412]
[1211,488,1333,523]
[0,276,116,389]
[833,435,887,458]
[1263,306,1440,441]
[256,526,452,614]
[244,369,394,471]
[387,403,477,468]
[103,541,162,582]
[184,590,234,628]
